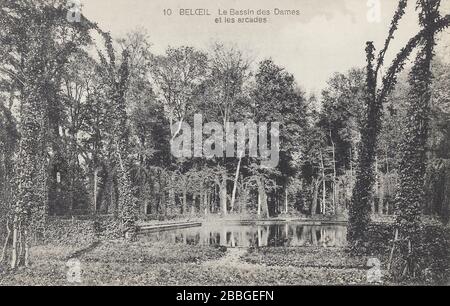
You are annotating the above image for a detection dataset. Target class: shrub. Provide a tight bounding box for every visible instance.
[354,221,450,284]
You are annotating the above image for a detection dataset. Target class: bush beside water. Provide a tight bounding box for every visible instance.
[360,222,450,284]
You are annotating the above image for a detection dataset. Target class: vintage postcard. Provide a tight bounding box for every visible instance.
[0,0,449,291]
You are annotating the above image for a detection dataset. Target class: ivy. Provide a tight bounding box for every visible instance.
[348,0,450,245]
[394,0,442,279]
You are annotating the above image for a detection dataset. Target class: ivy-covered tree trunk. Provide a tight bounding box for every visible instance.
[347,42,379,243]
[345,0,448,244]
[11,87,47,268]
[111,50,138,235]
[0,102,18,264]
[394,0,440,277]
[95,30,139,235]
[116,157,137,234]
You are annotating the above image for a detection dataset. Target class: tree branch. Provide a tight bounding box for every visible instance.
[378,14,450,104]
[376,0,409,75]
[0,67,25,86]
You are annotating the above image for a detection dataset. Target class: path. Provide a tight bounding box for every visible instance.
[203,247,262,270]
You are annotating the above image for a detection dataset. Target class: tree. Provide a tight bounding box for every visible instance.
[151,46,208,140]
[96,31,138,234]
[395,0,443,277]
[49,51,96,215]
[424,58,450,222]
[0,99,18,263]
[348,0,450,244]
[0,0,93,268]
[319,69,366,173]
[251,59,307,216]
[202,43,251,215]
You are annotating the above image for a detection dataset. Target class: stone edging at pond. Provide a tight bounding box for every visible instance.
[138,221,202,233]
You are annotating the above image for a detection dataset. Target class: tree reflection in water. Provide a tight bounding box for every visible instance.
[140,222,347,247]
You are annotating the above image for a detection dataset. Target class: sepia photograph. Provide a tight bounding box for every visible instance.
[0,0,449,290]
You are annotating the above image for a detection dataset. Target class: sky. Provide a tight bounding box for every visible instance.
[81,0,450,94]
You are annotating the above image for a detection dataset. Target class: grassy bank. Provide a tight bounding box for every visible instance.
[1,219,448,285]
[0,240,375,285]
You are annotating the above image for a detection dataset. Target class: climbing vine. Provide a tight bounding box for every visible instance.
[348,0,450,244]
[394,0,442,278]
[97,32,138,235]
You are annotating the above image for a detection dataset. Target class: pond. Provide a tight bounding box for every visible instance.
[138,221,347,247]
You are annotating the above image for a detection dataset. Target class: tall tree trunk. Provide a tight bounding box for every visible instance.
[169,173,176,215]
[348,42,378,243]
[395,0,440,277]
[11,85,47,268]
[191,193,196,216]
[10,216,19,269]
[230,153,243,212]
[320,150,326,214]
[182,187,187,215]
[378,174,385,215]
[203,190,209,215]
[330,131,337,215]
[256,176,269,218]
[349,147,353,177]
[0,219,11,263]
[372,156,379,214]
[220,173,227,216]
[311,178,320,216]
[93,168,98,214]
[257,191,261,217]
[285,187,289,214]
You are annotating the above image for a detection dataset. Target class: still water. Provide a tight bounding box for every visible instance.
[139,222,347,247]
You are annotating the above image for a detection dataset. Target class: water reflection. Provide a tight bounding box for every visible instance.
[139,222,347,247]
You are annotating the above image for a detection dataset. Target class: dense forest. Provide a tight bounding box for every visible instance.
[0,0,449,280]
